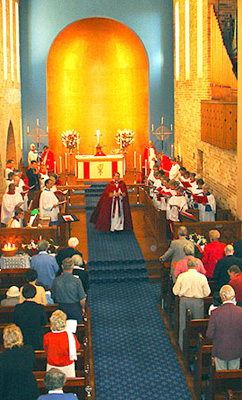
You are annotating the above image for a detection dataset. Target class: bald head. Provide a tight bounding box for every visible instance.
[220,285,235,302]
[225,245,234,256]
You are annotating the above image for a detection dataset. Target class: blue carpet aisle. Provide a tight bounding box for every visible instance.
[85,184,192,400]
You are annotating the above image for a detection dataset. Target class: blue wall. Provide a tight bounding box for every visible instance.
[20,0,174,164]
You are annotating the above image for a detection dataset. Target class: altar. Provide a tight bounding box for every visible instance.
[76,155,125,180]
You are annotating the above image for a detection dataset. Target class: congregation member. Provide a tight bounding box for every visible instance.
[5,159,14,178]
[0,324,38,400]
[39,179,60,226]
[31,240,59,288]
[41,145,55,172]
[160,226,193,281]
[1,183,23,226]
[28,143,38,164]
[43,310,80,378]
[90,171,133,232]
[14,283,47,350]
[174,243,206,279]
[72,254,90,294]
[206,285,242,370]
[0,285,20,306]
[213,244,242,290]
[228,265,242,305]
[233,239,242,258]
[51,258,86,323]
[25,160,40,203]
[202,230,226,279]
[198,183,216,221]
[37,368,78,399]
[173,257,211,350]
[56,237,85,270]
[7,207,24,227]
[19,269,47,305]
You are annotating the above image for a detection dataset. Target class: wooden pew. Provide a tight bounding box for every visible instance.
[207,359,242,400]
[183,309,209,369]
[0,268,27,288]
[34,349,85,372]
[193,333,212,399]
[34,371,89,399]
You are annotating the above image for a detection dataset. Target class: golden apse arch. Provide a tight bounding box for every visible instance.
[47,17,149,170]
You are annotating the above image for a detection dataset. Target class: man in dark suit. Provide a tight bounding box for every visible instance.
[206,285,242,370]
[213,245,242,290]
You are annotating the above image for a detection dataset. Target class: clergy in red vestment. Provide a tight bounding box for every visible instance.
[94,144,106,157]
[90,172,133,232]
[41,146,55,172]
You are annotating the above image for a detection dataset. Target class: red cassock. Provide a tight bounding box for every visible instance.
[90,180,133,232]
[41,150,55,171]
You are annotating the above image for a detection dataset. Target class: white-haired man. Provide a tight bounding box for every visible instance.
[213,244,242,290]
[206,285,242,370]
[56,237,86,271]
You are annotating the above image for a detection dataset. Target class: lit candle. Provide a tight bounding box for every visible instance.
[37,119,39,126]
[161,117,164,125]
[120,137,122,150]
[75,159,77,177]
[96,129,100,144]
[139,155,142,171]
[59,156,62,173]
[170,124,173,132]
[151,123,154,132]
[46,126,49,133]
[145,160,147,176]
[171,144,174,158]
[65,153,68,170]
[77,136,80,153]
[54,161,57,174]
[134,151,136,169]
[27,126,29,133]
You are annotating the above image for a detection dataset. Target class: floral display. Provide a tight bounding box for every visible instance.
[22,238,59,257]
[61,129,80,152]
[115,129,135,151]
[188,233,207,251]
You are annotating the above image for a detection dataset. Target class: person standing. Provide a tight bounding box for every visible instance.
[1,183,23,226]
[25,160,40,204]
[202,230,226,279]
[213,245,242,290]
[31,240,59,288]
[39,179,60,227]
[28,143,38,165]
[41,145,55,173]
[90,172,133,232]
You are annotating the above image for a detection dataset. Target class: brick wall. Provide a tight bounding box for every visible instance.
[0,0,22,194]
[174,0,238,215]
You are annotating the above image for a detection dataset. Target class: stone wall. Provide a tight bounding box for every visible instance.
[174,0,238,215]
[0,0,22,194]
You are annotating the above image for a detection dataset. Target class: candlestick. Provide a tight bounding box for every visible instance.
[59,156,62,173]
[171,144,174,158]
[37,119,39,126]
[27,126,29,133]
[77,136,80,153]
[151,123,154,132]
[96,129,100,144]
[161,117,164,125]
[139,155,142,171]
[134,151,136,168]
[65,153,68,170]
[46,126,49,133]
[75,159,77,177]
[170,124,173,132]
[54,161,57,174]
[145,160,147,176]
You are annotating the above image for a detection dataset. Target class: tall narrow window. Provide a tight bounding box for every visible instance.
[2,0,7,80]
[175,2,180,80]
[9,0,14,81]
[197,0,203,77]
[185,0,190,80]
[15,1,20,82]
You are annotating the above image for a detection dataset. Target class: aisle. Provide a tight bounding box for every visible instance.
[85,184,192,400]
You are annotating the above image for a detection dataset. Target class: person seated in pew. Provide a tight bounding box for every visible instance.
[0,285,20,306]
[37,368,78,399]
[51,258,86,323]
[19,268,47,305]
[228,265,242,306]
[174,243,206,279]
[206,285,242,370]
[44,310,80,378]
[7,207,24,228]
[202,230,226,279]
[0,324,38,400]
[173,257,211,350]
[14,283,47,350]
[72,254,89,294]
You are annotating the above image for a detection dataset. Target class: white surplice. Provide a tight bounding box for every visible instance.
[1,192,23,225]
[39,188,59,222]
[110,185,124,232]
[166,195,187,222]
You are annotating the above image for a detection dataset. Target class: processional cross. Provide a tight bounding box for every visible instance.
[152,117,173,155]
[27,119,48,161]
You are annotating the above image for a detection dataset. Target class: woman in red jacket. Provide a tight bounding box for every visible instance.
[43,310,80,377]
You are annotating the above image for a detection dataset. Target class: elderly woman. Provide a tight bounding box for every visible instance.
[37,368,77,399]
[202,230,226,278]
[0,324,38,400]
[43,310,80,377]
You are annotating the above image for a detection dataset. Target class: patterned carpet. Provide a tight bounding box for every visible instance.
[85,184,192,400]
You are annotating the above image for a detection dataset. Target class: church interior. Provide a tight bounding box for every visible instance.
[0,0,242,399]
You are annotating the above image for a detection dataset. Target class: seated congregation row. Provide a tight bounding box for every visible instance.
[147,160,216,223]
[1,158,64,228]
[160,226,242,371]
